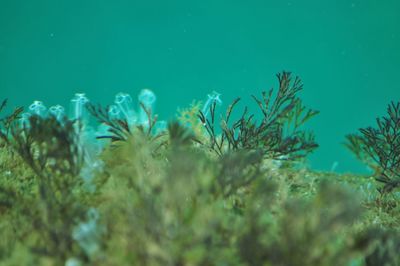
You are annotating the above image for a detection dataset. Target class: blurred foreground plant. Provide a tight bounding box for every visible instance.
[237,180,365,266]
[0,107,94,264]
[345,101,400,194]
[2,76,400,265]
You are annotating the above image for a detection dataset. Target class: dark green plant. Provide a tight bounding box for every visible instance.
[167,122,265,200]
[86,103,132,142]
[87,102,163,142]
[0,99,5,112]
[5,90,400,265]
[167,120,196,147]
[345,101,400,194]
[95,122,267,265]
[198,71,319,159]
[238,181,364,266]
[215,149,264,199]
[0,99,23,139]
[0,114,90,263]
[355,228,400,266]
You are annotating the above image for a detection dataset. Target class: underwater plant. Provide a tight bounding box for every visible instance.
[86,103,133,142]
[238,181,365,266]
[0,107,94,264]
[3,76,400,265]
[177,100,208,143]
[28,100,47,117]
[114,92,137,127]
[201,91,222,119]
[345,101,400,194]
[138,88,157,126]
[0,99,23,138]
[198,71,319,160]
[87,101,162,143]
[49,104,66,121]
[87,89,165,143]
[70,93,90,121]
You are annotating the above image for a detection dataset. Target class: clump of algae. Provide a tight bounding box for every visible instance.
[1,73,400,266]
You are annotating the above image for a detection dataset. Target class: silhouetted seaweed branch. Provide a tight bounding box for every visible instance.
[6,115,84,178]
[137,101,159,137]
[0,114,88,261]
[0,99,6,113]
[86,103,132,141]
[198,72,319,160]
[168,121,195,147]
[215,149,264,198]
[345,101,400,194]
[0,99,24,139]
[87,102,164,142]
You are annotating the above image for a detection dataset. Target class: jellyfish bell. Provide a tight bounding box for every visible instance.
[114,92,137,127]
[108,104,121,120]
[138,88,156,108]
[29,100,47,117]
[138,89,157,126]
[70,93,89,121]
[201,91,222,118]
[49,105,66,121]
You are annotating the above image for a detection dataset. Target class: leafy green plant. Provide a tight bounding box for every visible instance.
[238,181,364,266]
[198,71,319,160]
[176,100,206,141]
[86,103,133,142]
[355,228,400,266]
[345,101,400,194]
[0,99,23,139]
[3,80,400,265]
[87,101,164,142]
[0,112,92,264]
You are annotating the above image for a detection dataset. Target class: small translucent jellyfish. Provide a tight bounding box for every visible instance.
[29,100,47,116]
[107,104,121,120]
[72,208,103,258]
[70,93,89,121]
[201,91,222,118]
[138,88,156,126]
[154,120,167,134]
[19,112,32,128]
[49,105,65,121]
[114,92,137,126]
[138,88,156,107]
[65,258,82,266]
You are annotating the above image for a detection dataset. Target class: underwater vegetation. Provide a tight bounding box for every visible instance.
[198,72,319,159]
[345,101,400,194]
[0,72,400,265]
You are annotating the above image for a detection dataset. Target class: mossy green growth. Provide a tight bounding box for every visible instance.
[1,73,400,265]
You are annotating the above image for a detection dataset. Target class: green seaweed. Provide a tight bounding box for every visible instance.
[345,101,400,194]
[198,72,319,159]
[0,112,92,264]
[1,73,400,265]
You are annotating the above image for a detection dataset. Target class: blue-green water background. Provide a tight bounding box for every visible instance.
[1,0,399,173]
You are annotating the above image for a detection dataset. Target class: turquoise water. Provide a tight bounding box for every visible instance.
[0,0,399,173]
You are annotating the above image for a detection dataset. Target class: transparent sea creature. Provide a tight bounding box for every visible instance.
[49,105,65,121]
[108,104,121,120]
[19,112,32,128]
[29,100,47,116]
[114,92,137,126]
[154,120,167,134]
[65,258,82,266]
[72,208,104,258]
[138,88,156,126]
[201,91,222,118]
[70,93,89,121]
